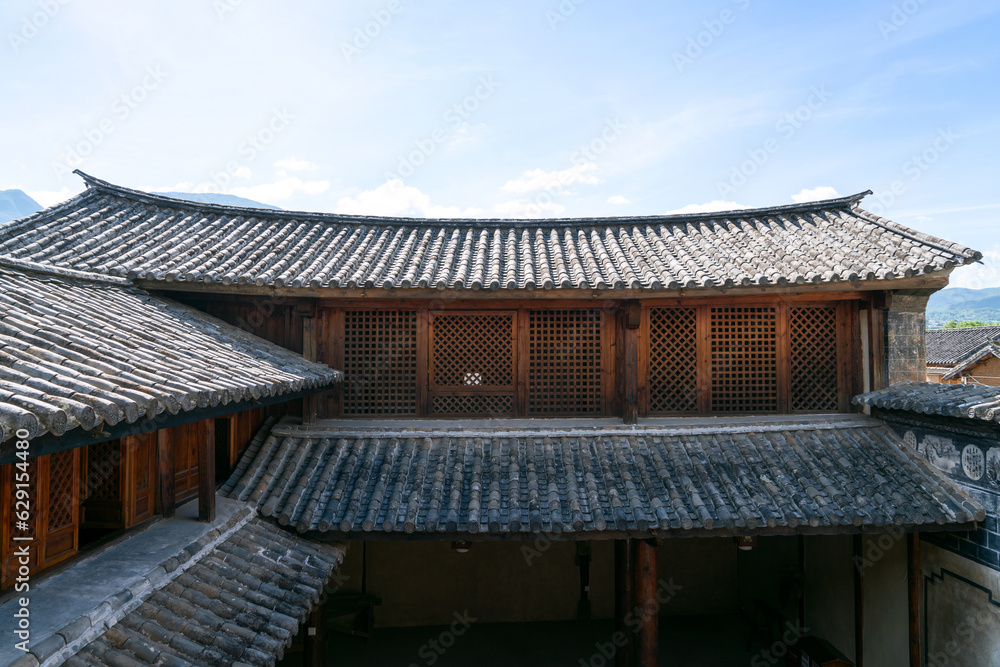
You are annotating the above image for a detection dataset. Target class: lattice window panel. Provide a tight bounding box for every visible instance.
[87,441,121,502]
[790,306,839,411]
[710,307,778,413]
[432,394,513,416]
[529,310,602,415]
[47,450,76,532]
[431,313,514,387]
[648,307,699,413]
[343,310,419,415]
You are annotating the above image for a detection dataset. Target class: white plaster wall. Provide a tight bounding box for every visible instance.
[922,542,1000,667]
[862,533,910,667]
[804,535,856,661]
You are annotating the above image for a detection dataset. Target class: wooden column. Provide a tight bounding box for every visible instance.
[198,419,216,522]
[853,534,864,667]
[155,428,175,518]
[301,303,319,425]
[623,302,641,425]
[633,538,658,667]
[907,533,920,667]
[303,602,325,667]
[614,540,634,667]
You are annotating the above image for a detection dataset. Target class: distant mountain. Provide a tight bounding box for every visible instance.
[927,287,1000,327]
[0,189,42,223]
[153,192,281,210]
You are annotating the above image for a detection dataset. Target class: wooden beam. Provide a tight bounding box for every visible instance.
[303,601,325,667]
[853,534,865,667]
[614,540,634,667]
[633,538,658,667]
[908,533,920,667]
[156,427,175,519]
[138,272,953,299]
[198,419,216,522]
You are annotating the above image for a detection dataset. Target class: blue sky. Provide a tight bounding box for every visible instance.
[2,0,999,287]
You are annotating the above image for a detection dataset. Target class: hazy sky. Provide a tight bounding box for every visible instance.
[2,0,998,287]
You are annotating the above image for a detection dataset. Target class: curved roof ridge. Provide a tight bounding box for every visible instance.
[850,205,982,263]
[74,170,874,228]
[0,254,130,285]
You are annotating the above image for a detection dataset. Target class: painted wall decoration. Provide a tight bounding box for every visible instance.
[894,424,999,495]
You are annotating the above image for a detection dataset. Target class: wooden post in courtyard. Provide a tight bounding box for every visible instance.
[198,419,216,522]
[614,540,635,667]
[633,538,658,667]
[853,534,865,667]
[303,602,325,667]
[907,533,920,667]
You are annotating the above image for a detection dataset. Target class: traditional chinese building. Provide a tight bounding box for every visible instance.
[926,326,1000,385]
[856,382,1000,665]
[0,171,992,666]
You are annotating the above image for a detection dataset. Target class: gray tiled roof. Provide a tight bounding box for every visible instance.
[0,172,980,291]
[855,382,1000,423]
[13,507,344,667]
[926,326,1000,366]
[222,417,983,537]
[0,260,340,442]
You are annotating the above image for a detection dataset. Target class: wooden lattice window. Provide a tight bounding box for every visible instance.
[343,310,419,415]
[432,394,514,416]
[48,450,76,532]
[710,306,778,413]
[430,313,514,388]
[430,312,515,416]
[648,307,698,413]
[529,309,602,415]
[790,306,839,411]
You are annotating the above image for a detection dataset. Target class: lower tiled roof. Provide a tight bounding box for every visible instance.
[0,261,340,443]
[926,325,1000,366]
[222,417,983,538]
[15,507,344,667]
[855,382,1000,423]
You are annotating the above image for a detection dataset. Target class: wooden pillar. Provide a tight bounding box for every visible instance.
[155,427,175,518]
[301,304,319,425]
[623,302,641,425]
[198,419,216,522]
[303,602,324,667]
[614,540,634,667]
[853,534,865,667]
[907,533,920,667]
[633,538,658,667]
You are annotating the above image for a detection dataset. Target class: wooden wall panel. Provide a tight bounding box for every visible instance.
[1,450,80,588]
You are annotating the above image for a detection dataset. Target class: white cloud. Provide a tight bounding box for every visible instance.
[665,200,748,215]
[335,180,483,218]
[274,158,318,171]
[25,187,79,207]
[949,249,1000,289]
[491,199,566,218]
[607,195,631,206]
[502,162,600,194]
[229,177,330,203]
[790,186,840,203]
